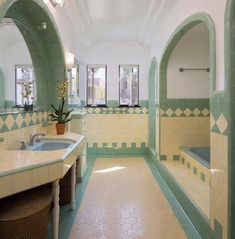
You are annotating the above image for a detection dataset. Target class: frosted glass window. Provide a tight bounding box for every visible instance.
[87,65,107,106]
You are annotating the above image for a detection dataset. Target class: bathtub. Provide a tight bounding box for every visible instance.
[181,147,210,168]
[180,147,210,184]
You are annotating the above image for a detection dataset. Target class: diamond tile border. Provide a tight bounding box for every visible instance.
[0,111,48,133]
[211,113,228,135]
[85,107,148,114]
[160,107,210,117]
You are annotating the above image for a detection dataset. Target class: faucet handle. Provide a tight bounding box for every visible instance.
[35,133,46,143]
[19,141,26,150]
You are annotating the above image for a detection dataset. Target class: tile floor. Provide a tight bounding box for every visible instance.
[162,160,210,218]
[69,157,187,239]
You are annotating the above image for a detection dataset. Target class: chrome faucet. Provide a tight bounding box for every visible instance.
[19,141,27,150]
[28,133,46,146]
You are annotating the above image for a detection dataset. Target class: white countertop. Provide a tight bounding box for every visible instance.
[0,132,85,177]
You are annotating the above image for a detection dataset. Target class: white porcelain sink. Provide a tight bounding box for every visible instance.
[28,139,75,151]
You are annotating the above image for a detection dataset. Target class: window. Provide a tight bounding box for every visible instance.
[119,65,139,106]
[87,65,107,106]
[68,62,79,105]
[15,65,36,107]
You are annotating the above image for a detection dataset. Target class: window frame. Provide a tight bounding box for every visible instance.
[67,58,79,105]
[86,64,107,107]
[119,64,140,107]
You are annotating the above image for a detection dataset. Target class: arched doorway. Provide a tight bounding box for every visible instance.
[158,13,216,238]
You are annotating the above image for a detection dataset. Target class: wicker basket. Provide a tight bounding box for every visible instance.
[59,157,80,205]
[0,185,52,239]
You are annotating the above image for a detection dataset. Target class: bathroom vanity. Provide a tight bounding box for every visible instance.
[0,132,86,239]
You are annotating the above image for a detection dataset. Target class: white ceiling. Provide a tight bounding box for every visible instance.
[0,0,179,48]
[84,0,153,41]
[68,0,173,46]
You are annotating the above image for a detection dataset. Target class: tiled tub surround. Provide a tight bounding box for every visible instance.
[180,147,210,185]
[160,116,210,160]
[0,132,86,239]
[162,160,210,218]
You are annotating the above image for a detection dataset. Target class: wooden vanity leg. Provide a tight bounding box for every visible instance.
[71,161,76,210]
[53,180,60,239]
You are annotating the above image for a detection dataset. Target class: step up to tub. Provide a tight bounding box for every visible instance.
[180,147,210,185]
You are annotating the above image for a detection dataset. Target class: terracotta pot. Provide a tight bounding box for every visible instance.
[56,123,65,135]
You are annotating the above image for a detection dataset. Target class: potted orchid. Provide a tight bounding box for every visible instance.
[48,79,73,135]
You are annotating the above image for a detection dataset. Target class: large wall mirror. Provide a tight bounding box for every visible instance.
[0,18,35,112]
[0,0,66,114]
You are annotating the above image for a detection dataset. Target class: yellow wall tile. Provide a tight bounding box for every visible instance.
[12,170,32,194]
[86,114,148,146]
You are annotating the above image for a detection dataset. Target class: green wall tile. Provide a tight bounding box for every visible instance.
[112,143,117,147]
[214,219,223,239]
[200,172,206,182]
[173,155,180,161]
[160,155,167,161]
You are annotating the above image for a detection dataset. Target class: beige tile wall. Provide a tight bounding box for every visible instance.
[210,132,228,239]
[160,117,210,160]
[0,124,47,150]
[86,114,148,148]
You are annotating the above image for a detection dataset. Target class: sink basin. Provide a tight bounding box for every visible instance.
[29,139,75,151]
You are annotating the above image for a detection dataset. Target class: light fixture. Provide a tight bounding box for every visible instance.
[65,52,75,70]
[49,0,65,7]
[41,22,47,30]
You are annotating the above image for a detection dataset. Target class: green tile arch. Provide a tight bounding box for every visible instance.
[225,0,235,238]
[0,0,66,110]
[159,13,216,112]
[157,13,217,238]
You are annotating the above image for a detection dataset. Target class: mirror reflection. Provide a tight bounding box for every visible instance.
[160,23,210,218]
[0,18,35,112]
[67,59,80,105]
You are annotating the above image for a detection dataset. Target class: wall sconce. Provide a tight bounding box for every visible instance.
[49,0,65,7]
[65,52,75,70]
